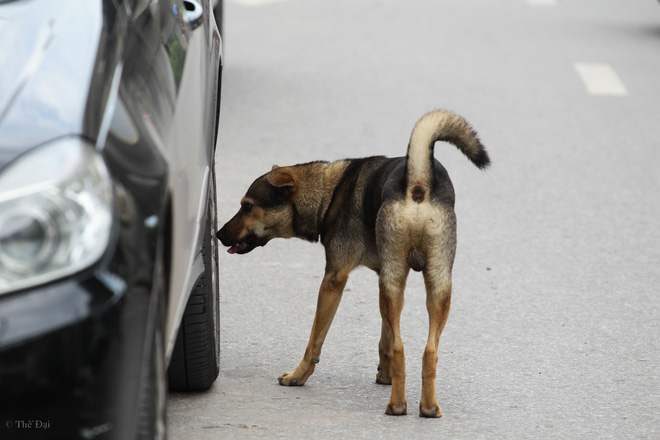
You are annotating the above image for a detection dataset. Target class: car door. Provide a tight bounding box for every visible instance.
[158,0,221,360]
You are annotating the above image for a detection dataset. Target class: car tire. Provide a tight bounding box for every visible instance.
[168,175,220,391]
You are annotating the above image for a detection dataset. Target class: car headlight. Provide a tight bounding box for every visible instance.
[0,137,114,294]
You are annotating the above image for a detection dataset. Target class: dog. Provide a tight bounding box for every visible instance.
[216,110,490,417]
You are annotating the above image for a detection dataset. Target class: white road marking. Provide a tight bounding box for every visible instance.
[526,0,557,6]
[574,63,628,96]
[229,0,291,6]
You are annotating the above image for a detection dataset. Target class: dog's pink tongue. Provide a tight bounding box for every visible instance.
[227,245,239,254]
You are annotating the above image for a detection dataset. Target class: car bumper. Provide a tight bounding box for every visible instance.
[0,269,141,440]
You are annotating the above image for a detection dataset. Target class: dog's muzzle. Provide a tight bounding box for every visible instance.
[216,227,268,255]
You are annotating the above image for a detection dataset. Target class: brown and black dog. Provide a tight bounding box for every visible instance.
[217,110,490,417]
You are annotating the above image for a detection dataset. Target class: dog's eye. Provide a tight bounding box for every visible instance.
[242,203,253,215]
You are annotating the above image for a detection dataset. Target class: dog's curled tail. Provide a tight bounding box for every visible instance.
[405,110,489,202]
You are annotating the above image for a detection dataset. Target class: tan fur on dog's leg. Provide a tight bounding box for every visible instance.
[419,291,450,418]
[376,321,393,385]
[379,271,408,416]
[278,270,349,386]
[419,257,453,418]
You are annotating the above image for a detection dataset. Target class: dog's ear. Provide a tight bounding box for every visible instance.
[271,164,281,171]
[267,168,297,199]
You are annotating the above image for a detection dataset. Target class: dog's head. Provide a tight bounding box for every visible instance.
[216,166,298,255]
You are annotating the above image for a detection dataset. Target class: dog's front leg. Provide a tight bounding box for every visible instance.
[278,270,348,386]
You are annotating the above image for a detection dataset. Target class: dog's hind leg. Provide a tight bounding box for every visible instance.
[419,258,453,418]
[379,264,410,416]
[278,269,349,386]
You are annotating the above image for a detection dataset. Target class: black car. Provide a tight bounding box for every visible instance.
[0,0,223,438]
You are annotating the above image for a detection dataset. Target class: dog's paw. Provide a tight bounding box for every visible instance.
[375,370,392,385]
[278,360,317,386]
[385,401,408,416]
[419,402,442,418]
[376,362,392,385]
[278,371,305,386]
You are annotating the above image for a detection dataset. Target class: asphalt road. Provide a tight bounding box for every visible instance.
[168,0,660,438]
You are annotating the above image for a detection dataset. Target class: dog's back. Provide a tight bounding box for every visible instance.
[319,110,489,274]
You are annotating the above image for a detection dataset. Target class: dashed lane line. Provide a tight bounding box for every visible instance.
[574,63,628,96]
[526,0,558,6]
